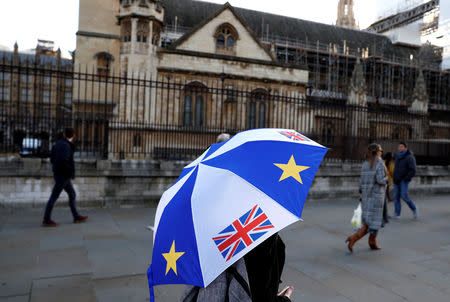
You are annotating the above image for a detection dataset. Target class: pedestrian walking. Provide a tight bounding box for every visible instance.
[392,142,418,219]
[42,128,88,227]
[346,143,388,252]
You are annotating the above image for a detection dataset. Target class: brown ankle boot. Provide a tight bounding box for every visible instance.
[368,233,381,250]
[345,224,368,253]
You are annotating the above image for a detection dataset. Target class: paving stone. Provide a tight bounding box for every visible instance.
[36,247,91,279]
[321,270,404,302]
[0,295,29,302]
[281,264,351,302]
[40,234,84,251]
[414,270,450,291]
[85,239,144,279]
[390,282,450,302]
[153,284,186,302]
[30,275,96,302]
[0,269,34,298]
[94,274,149,302]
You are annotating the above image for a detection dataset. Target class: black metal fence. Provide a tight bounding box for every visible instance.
[1,62,449,165]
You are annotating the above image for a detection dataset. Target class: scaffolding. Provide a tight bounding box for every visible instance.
[161,24,449,109]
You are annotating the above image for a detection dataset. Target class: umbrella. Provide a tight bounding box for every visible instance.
[147,128,328,301]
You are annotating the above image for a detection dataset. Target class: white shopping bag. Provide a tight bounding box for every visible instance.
[351,203,362,230]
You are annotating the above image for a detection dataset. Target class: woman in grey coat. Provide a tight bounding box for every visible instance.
[346,143,388,252]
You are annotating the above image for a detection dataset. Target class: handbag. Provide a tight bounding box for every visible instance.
[351,203,362,230]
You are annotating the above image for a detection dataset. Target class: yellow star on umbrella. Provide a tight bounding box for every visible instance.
[274,155,310,184]
[162,240,185,276]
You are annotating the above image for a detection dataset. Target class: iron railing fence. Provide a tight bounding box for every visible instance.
[0,62,449,164]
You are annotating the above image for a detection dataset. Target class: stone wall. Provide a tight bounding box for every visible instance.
[0,158,449,208]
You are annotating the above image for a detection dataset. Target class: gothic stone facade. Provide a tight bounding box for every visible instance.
[75,1,308,158]
[74,0,448,160]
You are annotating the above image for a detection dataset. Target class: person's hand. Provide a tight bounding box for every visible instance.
[277,285,294,299]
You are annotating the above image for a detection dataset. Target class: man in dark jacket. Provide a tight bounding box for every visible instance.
[392,142,418,219]
[42,128,88,227]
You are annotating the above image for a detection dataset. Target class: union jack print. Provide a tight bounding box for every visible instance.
[279,130,310,142]
[212,205,274,262]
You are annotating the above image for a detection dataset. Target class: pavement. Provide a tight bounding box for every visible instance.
[0,194,449,302]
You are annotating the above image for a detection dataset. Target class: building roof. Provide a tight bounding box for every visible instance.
[169,3,277,62]
[162,0,425,60]
[0,50,73,67]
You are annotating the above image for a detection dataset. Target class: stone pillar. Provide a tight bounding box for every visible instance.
[131,18,138,54]
[408,69,429,140]
[148,21,154,52]
[408,70,429,115]
[345,58,368,160]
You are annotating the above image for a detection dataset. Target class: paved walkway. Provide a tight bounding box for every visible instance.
[0,195,449,302]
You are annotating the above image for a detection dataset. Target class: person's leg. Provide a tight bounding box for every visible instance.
[382,195,389,224]
[368,229,381,250]
[346,224,368,253]
[400,181,417,216]
[386,185,393,201]
[43,176,65,222]
[63,180,80,219]
[393,183,401,216]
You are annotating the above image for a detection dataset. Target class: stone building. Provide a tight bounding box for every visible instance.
[72,0,449,160]
[0,42,73,153]
[74,0,310,158]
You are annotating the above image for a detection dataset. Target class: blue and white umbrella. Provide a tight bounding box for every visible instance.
[147,128,328,300]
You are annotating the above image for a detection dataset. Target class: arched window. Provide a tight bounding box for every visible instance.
[247,89,268,129]
[215,23,238,55]
[95,52,114,77]
[183,82,208,127]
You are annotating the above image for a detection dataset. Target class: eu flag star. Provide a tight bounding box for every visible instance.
[274,155,310,184]
[162,241,185,276]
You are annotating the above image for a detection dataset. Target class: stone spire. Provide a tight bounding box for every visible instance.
[56,48,61,69]
[347,58,367,106]
[408,69,429,114]
[13,42,19,65]
[35,43,41,65]
[336,0,358,29]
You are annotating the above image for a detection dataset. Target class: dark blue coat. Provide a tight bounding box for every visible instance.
[393,150,416,183]
[50,138,75,179]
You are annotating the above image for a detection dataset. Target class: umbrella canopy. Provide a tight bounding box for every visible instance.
[147,129,328,300]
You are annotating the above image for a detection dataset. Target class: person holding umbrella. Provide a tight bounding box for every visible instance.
[346,143,388,252]
[180,133,294,302]
[146,129,328,302]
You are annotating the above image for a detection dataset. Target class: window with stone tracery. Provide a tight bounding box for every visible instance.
[183,82,208,127]
[215,23,238,55]
[136,20,149,43]
[247,89,268,129]
[121,20,132,43]
[152,23,162,46]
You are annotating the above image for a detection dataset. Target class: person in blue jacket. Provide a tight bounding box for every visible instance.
[392,142,418,219]
[42,128,88,226]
